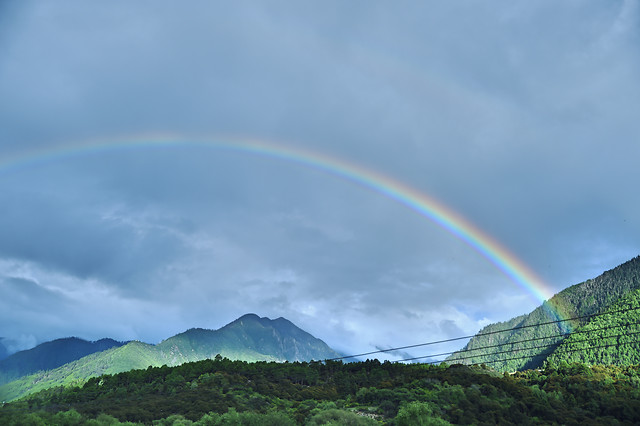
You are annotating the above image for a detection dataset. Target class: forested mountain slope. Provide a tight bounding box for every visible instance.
[447,256,640,371]
[0,341,158,402]
[0,337,124,386]
[0,314,341,402]
[3,358,640,424]
[155,314,341,365]
[546,287,640,366]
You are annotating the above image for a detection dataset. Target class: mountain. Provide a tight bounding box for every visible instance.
[0,341,158,402]
[446,255,640,371]
[546,287,640,366]
[0,337,125,386]
[0,339,8,361]
[0,314,341,402]
[155,314,341,365]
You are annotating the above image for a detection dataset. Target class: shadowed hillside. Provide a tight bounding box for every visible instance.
[0,337,124,386]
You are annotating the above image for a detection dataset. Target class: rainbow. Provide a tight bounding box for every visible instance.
[0,135,557,306]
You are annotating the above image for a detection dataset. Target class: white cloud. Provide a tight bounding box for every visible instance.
[0,258,184,347]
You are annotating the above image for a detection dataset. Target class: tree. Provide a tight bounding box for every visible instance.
[306,409,377,425]
[396,402,452,426]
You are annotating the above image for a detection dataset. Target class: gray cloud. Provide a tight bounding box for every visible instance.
[0,1,638,358]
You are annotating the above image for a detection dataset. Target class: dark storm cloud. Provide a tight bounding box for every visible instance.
[0,274,67,352]
[1,276,67,310]
[0,1,639,357]
[0,1,376,143]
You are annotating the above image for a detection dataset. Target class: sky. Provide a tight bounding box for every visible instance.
[1,0,639,360]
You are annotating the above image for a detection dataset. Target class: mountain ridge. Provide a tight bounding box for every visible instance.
[0,313,341,402]
[447,255,640,370]
[0,337,125,386]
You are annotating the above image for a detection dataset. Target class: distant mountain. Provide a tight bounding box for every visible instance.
[0,314,341,402]
[0,341,158,402]
[546,287,640,366]
[0,339,8,361]
[0,337,125,386]
[446,255,640,371]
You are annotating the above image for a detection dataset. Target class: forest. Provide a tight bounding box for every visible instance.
[447,256,640,371]
[2,356,640,425]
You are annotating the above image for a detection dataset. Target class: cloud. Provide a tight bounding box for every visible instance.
[0,1,638,357]
[0,258,186,347]
[1,335,38,355]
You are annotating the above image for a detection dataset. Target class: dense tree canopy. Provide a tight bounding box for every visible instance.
[2,357,640,424]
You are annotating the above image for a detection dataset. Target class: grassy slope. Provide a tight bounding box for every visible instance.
[0,338,124,386]
[0,341,158,402]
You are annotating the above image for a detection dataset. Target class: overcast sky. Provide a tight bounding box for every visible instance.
[1,0,639,359]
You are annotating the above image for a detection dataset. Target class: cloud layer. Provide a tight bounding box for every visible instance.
[1,0,639,359]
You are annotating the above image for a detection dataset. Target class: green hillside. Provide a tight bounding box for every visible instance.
[546,288,640,366]
[0,341,158,402]
[0,314,341,402]
[3,358,640,425]
[0,337,124,386]
[447,255,640,371]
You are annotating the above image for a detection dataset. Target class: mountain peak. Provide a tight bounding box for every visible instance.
[227,313,286,330]
[159,313,340,364]
[234,313,263,323]
[238,313,261,320]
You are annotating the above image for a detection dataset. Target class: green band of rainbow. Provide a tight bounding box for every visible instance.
[0,136,557,306]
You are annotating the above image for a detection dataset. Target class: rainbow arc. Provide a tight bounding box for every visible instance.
[0,136,561,316]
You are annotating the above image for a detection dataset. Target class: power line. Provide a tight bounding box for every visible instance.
[466,338,640,368]
[394,321,640,363]
[432,327,640,366]
[326,305,640,362]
